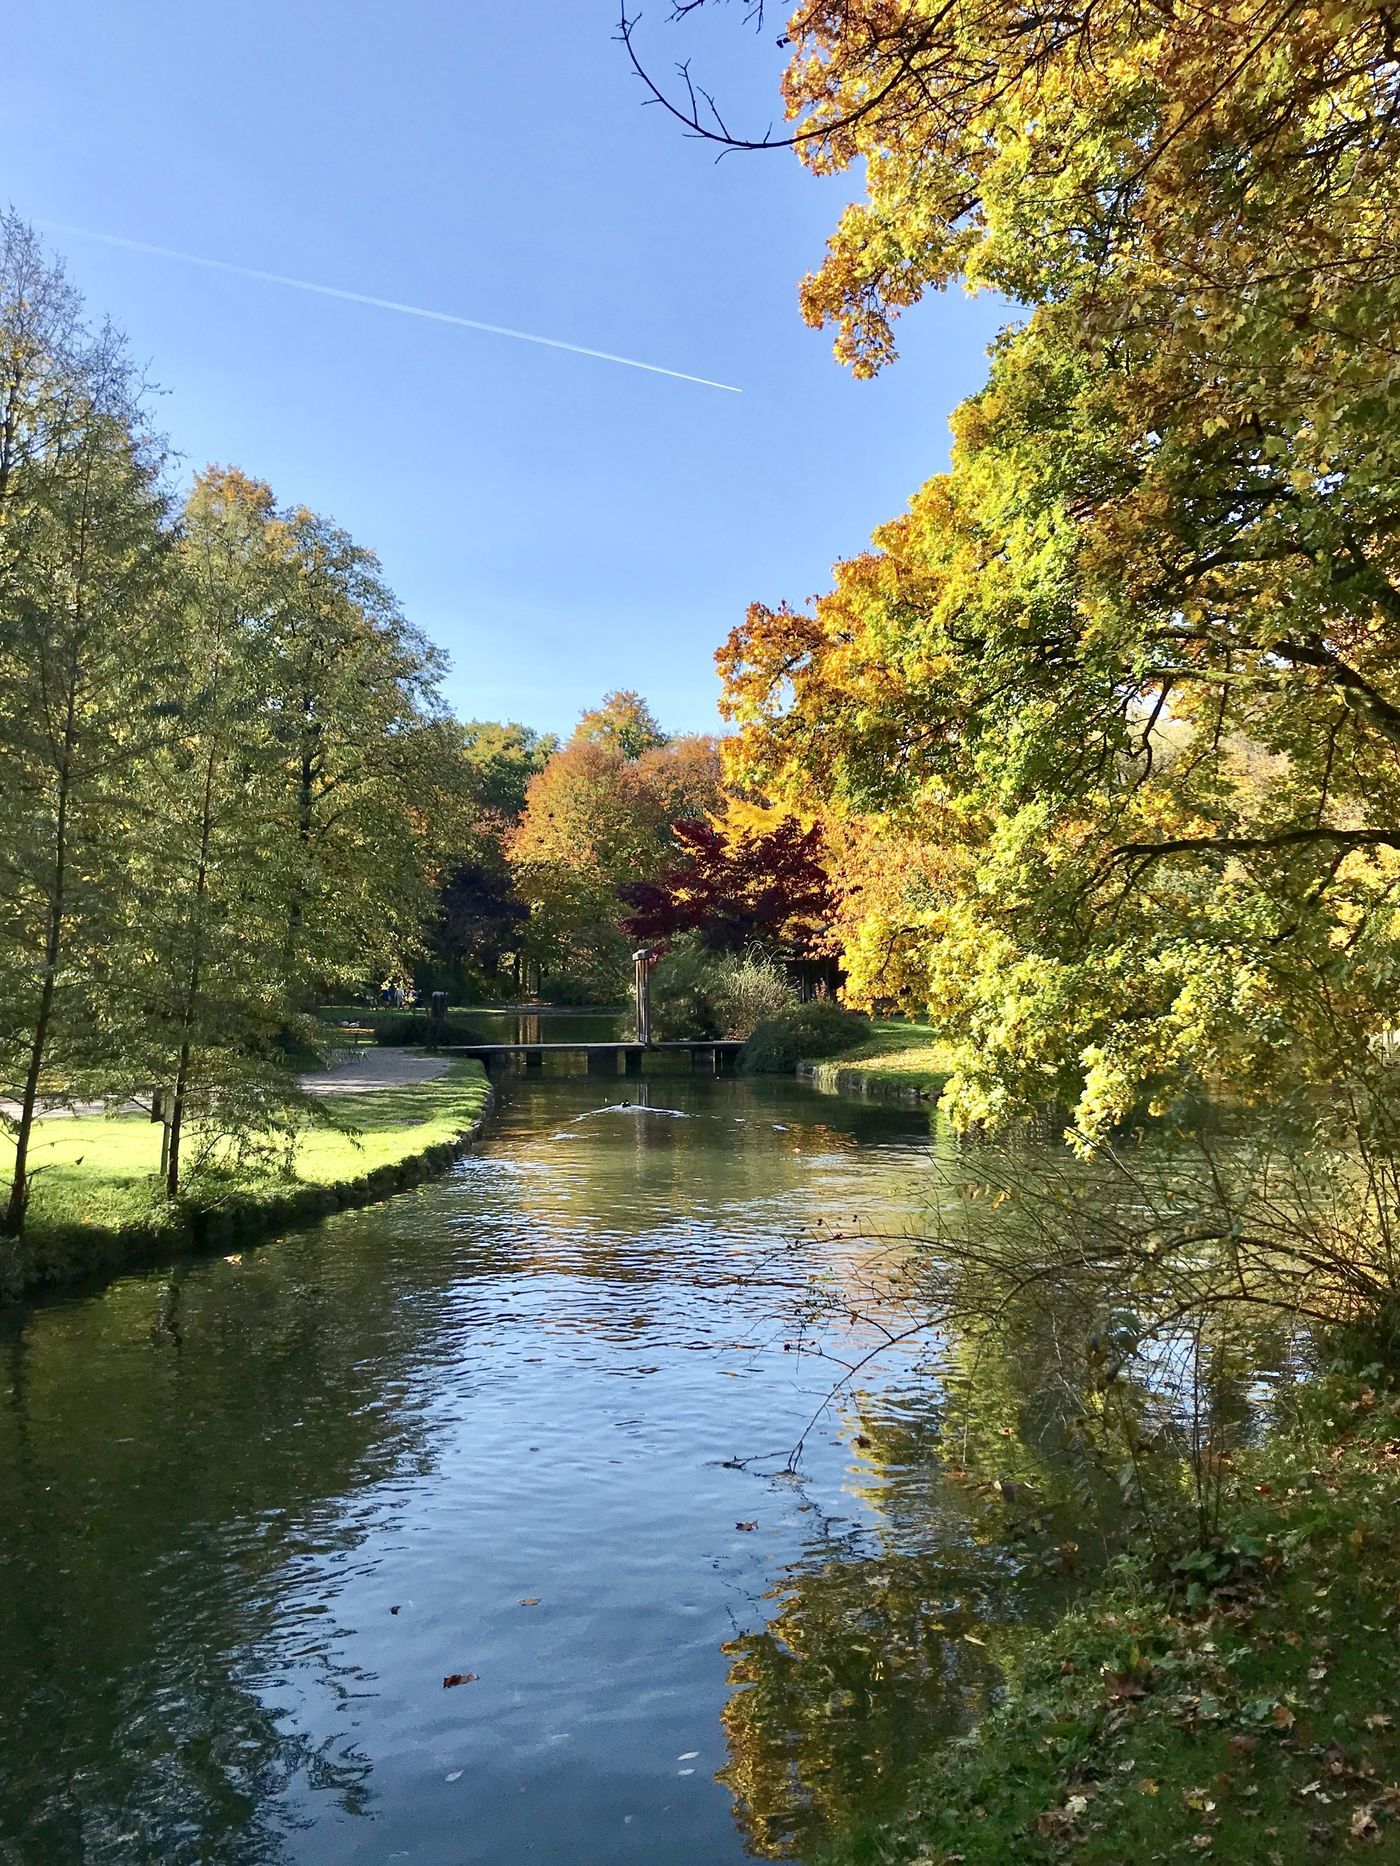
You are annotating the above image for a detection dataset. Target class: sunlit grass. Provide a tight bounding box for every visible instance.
[4,1060,491,1236]
[805,1017,956,1097]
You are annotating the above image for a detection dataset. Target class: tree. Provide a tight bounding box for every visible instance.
[0,218,172,1232]
[419,720,554,998]
[456,719,557,822]
[261,501,465,1007]
[619,813,833,959]
[138,469,307,1197]
[574,688,667,759]
[675,0,1400,1142]
[720,312,1400,1138]
[508,702,721,996]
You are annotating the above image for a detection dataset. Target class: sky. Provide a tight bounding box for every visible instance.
[3,1,1005,738]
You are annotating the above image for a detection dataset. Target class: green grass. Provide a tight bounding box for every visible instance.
[819,1371,1400,1864]
[800,1018,957,1099]
[2,1060,491,1287]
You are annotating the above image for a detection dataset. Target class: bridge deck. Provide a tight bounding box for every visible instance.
[439,1041,740,1054]
[438,1040,742,1074]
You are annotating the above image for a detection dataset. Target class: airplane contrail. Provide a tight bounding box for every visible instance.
[37,220,743,394]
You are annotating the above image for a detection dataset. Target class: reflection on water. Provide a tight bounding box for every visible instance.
[0,1077,1297,1866]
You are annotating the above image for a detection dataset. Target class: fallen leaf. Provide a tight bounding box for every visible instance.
[445,1770,462,1782]
[389,1605,401,1615]
[1272,1704,1296,1731]
[1108,1671,1148,1701]
[736,1521,757,1532]
[520,1597,541,1607]
[1228,1735,1257,1758]
[1352,1806,1380,1839]
[443,1673,478,1689]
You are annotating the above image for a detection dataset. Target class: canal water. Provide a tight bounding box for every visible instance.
[0,1072,1257,1865]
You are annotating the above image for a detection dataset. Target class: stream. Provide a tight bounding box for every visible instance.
[0,1067,1288,1865]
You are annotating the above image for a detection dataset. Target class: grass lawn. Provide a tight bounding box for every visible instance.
[5,1060,491,1243]
[819,1369,1400,1864]
[802,1018,958,1099]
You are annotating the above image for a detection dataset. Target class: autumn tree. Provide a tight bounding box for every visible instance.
[509,701,721,996]
[667,0,1400,1141]
[619,813,833,960]
[574,689,667,760]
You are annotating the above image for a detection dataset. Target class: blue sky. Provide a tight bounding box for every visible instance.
[5,1,1004,738]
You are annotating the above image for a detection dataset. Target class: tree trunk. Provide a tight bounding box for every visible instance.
[3,677,77,1237]
[165,744,217,1198]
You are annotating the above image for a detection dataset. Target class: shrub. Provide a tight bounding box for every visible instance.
[739,1001,869,1074]
[649,936,726,1039]
[709,951,794,1039]
[648,940,796,1041]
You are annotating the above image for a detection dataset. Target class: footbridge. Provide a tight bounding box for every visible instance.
[440,1040,742,1077]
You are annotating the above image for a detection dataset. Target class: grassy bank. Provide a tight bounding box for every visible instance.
[1,1060,492,1299]
[798,1018,957,1101]
[820,1371,1400,1864]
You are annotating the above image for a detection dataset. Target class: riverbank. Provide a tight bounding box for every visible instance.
[0,1056,491,1300]
[819,1369,1400,1864]
[798,1018,956,1102]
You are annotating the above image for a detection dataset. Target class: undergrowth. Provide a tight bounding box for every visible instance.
[819,1370,1400,1864]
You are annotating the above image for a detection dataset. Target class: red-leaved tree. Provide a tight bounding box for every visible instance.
[619,817,834,960]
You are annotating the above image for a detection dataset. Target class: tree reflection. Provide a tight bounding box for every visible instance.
[717,1269,1299,1858]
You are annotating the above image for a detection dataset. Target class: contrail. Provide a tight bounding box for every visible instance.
[37,220,743,394]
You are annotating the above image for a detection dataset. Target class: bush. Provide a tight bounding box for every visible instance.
[739,1001,870,1074]
[709,951,794,1039]
[649,937,726,1039]
[648,940,796,1041]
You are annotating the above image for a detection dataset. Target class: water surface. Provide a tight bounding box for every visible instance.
[0,1074,1150,1864]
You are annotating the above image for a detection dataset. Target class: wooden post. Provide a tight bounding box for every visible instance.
[524,1048,544,1071]
[633,948,654,1047]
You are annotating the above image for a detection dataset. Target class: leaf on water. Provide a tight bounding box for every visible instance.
[678,1768,696,1776]
[443,1673,478,1689]
[677,1751,699,1761]
[736,1521,757,1532]
[390,1605,401,1615]
[520,1597,541,1607]
[445,1770,463,1783]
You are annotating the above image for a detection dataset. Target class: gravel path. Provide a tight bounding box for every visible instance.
[299,1046,453,1098]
